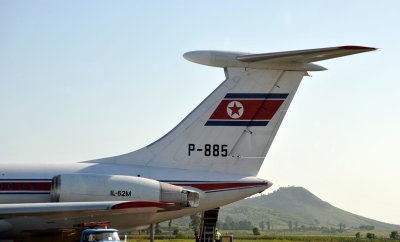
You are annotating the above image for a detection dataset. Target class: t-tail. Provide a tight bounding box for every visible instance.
[88,46,376,176]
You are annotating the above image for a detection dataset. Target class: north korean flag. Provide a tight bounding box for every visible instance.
[205,93,288,126]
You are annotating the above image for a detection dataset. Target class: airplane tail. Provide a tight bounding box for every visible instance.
[88,46,376,176]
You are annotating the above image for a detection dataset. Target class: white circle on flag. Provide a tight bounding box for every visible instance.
[227,101,244,119]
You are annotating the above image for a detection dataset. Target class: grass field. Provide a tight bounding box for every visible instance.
[126,238,395,242]
[125,233,399,242]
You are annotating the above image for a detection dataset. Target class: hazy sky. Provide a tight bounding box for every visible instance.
[1,1,399,225]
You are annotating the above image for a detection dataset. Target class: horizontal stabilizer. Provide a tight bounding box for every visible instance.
[184,46,376,71]
[236,46,377,63]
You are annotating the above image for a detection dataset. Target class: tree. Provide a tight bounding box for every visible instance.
[168,220,172,233]
[360,225,375,231]
[225,216,234,224]
[238,220,252,230]
[355,232,361,239]
[155,223,162,234]
[288,221,293,230]
[294,221,298,229]
[189,213,201,234]
[259,221,265,231]
[173,227,180,236]
[266,221,271,231]
[252,227,260,235]
[390,231,399,239]
[338,223,346,232]
[366,233,375,240]
[224,216,234,230]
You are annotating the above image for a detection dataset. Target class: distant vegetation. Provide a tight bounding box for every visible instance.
[137,186,400,242]
[164,186,399,237]
[170,187,400,234]
[217,186,400,231]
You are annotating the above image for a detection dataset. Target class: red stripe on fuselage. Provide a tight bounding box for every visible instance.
[0,181,265,193]
[209,100,284,120]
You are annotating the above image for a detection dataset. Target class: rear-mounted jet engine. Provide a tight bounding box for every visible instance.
[50,174,200,208]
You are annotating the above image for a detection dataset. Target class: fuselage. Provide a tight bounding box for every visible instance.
[0,162,270,237]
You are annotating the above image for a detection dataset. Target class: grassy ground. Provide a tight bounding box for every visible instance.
[126,238,394,242]
[125,233,398,242]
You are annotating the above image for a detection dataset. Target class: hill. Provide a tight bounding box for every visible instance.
[218,186,400,231]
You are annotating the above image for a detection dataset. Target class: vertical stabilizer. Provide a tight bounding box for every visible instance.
[88,46,376,176]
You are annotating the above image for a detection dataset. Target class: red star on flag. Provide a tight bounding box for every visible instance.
[229,102,242,116]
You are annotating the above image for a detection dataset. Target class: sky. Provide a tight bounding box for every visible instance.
[1,1,399,225]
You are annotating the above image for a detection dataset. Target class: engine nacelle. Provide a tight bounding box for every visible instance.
[50,174,199,208]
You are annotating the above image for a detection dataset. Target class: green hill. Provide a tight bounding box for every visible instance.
[218,186,400,231]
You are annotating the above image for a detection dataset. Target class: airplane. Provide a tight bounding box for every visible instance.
[0,46,376,242]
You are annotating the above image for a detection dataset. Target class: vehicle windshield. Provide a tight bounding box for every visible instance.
[84,232,120,242]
